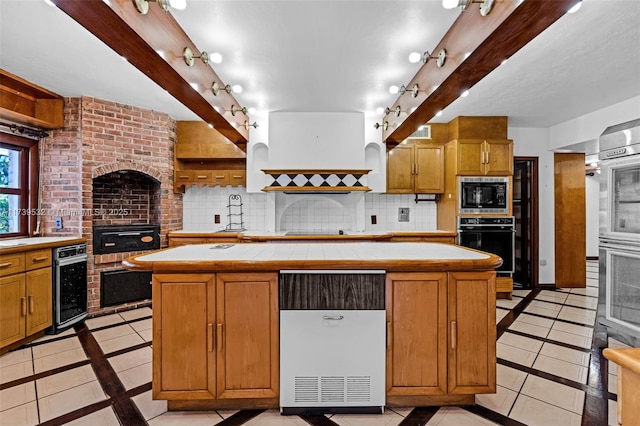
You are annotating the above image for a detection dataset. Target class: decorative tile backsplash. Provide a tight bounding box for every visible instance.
[183,186,437,232]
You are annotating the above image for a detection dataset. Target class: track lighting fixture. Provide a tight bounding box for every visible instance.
[229,105,247,116]
[183,47,208,66]
[244,121,259,129]
[374,121,389,131]
[419,49,448,67]
[133,0,186,15]
[442,0,494,16]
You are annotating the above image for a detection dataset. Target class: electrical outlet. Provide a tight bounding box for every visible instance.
[54,217,63,229]
[540,259,547,266]
[398,208,410,222]
[371,215,377,225]
[214,214,220,224]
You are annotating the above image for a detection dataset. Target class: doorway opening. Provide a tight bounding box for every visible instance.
[513,157,539,289]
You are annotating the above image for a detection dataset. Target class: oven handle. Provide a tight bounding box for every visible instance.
[57,255,87,266]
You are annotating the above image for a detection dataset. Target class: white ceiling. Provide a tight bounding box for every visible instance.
[1,0,639,148]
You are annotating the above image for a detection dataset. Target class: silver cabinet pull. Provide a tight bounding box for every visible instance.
[322,315,344,320]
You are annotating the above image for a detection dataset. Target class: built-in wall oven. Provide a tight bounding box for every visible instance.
[47,243,88,334]
[459,176,510,215]
[598,118,640,346]
[457,217,515,274]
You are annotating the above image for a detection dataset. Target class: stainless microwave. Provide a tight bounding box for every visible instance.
[459,176,509,214]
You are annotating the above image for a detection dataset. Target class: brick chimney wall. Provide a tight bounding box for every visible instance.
[41,96,182,314]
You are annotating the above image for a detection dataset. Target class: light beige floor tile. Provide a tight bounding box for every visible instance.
[387,406,413,417]
[535,291,568,303]
[118,362,152,390]
[0,401,38,426]
[497,343,538,368]
[551,321,594,338]
[132,389,168,420]
[0,383,36,412]
[524,305,560,319]
[33,348,88,374]
[496,298,521,310]
[520,374,585,414]
[556,311,596,326]
[546,330,592,349]
[119,307,152,321]
[565,295,598,310]
[98,332,145,354]
[515,313,555,328]
[475,385,517,416]
[131,318,152,332]
[496,309,509,323]
[508,321,550,338]
[532,354,589,384]
[39,380,107,422]
[30,327,76,344]
[608,399,618,426]
[31,336,82,359]
[138,328,153,342]
[510,394,582,426]
[0,348,32,368]
[608,373,618,395]
[569,287,598,297]
[0,360,33,384]
[498,332,544,353]
[36,365,97,397]
[329,410,403,426]
[496,364,527,392]
[149,410,224,425]
[65,407,119,425]
[85,313,125,329]
[216,410,239,419]
[529,300,562,312]
[92,324,136,342]
[426,407,498,425]
[108,347,152,373]
[559,306,597,320]
[539,342,590,367]
[511,290,531,298]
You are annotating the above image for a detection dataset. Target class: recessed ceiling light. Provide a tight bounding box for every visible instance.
[408,52,422,63]
[461,90,470,97]
[232,84,243,93]
[568,1,582,13]
[210,52,223,64]
[376,107,385,115]
[436,111,443,117]
[247,107,257,115]
[389,85,399,94]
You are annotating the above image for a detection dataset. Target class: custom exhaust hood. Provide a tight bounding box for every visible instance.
[262,112,371,193]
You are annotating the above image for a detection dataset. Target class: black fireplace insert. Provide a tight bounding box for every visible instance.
[93,224,160,254]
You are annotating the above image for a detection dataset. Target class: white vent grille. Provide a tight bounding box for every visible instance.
[294,377,319,403]
[347,376,371,403]
[294,375,372,404]
[407,125,431,139]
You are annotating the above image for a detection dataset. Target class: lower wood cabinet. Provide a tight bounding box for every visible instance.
[152,272,278,402]
[385,271,496,403]
[0,249,52,353]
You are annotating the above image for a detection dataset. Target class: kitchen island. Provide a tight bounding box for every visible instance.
[123,242,500,411]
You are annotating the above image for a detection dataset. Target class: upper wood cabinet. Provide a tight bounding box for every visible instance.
[174,121,247,192]
[448,139,513,176]
[387,141,444,193]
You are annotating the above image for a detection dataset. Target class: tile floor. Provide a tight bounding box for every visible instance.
[0,261,627,425]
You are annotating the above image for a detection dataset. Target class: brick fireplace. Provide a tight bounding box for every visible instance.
[40,96,182,314]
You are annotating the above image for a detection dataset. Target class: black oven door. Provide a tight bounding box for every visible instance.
[56,257,88,326]
[458,229,514,273]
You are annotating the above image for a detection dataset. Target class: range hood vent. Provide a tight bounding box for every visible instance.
[262,169,371,193]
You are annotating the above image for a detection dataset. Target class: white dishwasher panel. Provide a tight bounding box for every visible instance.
[280,310,385,414]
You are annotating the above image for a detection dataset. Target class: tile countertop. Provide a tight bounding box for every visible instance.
[168,229,456,237]
[0,236,86,253]
[122,242,502,273]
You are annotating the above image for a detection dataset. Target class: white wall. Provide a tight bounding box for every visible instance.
[586,174,600,257]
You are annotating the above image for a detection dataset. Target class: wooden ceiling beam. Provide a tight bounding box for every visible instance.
[51,0,249,143]
[383,0,581,143]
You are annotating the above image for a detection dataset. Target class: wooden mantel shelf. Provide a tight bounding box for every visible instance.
[0,69,64,129]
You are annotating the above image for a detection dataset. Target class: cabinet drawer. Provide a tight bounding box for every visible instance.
[229,170,246,187]
[25,249,52,270]
[174,170,193,183]
[211,170,230,186]
[192,170,213,184]
[0,253,25,275]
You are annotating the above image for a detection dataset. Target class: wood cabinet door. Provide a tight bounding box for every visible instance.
[386,272,447,396]
[216,273,278,400]
[447,271,496,395]
[415,145,444,193]
[484,139,513,176]
[0,274,26,348]
[386,145,414,193]
[455,140,485,176]
[25,267,52,336]
[152,274,216,400]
